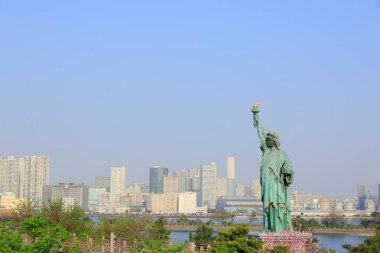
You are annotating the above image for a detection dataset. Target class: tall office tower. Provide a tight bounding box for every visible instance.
[150,166,168,193]
[43,183,89,211]
[110,167,126,205]
[0,156,22,197]
[190,176,200,192]
[216,178,227,199]
[163,175,179,193]
[23,156,49,202]
[234,183,245,197]
[95,176,110,190]
[358,184,367,210]
[174,170,189,192]
[188,168,199,192]
[227,156,235,196]
[199,162,217,209]
[251,179,261,198]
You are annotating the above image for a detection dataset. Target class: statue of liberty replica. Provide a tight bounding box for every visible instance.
[251,102,294,233]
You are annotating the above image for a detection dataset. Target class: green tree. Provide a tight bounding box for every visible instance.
[189,224,215,246]
[21,216,49,242]
[0,222,28,252]
[9,199,37,223]
[95,216,152,240]
[151,217,170,242]
[177,214,189,224]
[345,219,380,252]
[292,217,309,231]
[21,216,70,253]
[41,199,92,235]
[212,224,263,253]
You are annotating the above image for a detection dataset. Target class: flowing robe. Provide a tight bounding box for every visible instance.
[253,112,294,233]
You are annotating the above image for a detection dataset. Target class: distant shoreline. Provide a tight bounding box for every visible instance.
[166,224,376,236]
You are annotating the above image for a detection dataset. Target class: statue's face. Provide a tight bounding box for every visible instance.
[266,138,276,148]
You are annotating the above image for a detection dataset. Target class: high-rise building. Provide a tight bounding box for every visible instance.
[199,162,217,209]
[234,183,245,197]
[173,168,199,193]
[95,176,110,190]
[0,156,49,202]
[43,183,89,211]
[227,157,235,196]
[358,184,367,210]
[216,178,227,199]
[163,175,179,193]
[188,168,199,192]
[251,179,261,198]
[110,167,126,205]
[174,170,189,192]
[0,156,23,197]
[23,156,49,202]
[150,166,168,194]
[190,176,200,192]
[188,168,199,178]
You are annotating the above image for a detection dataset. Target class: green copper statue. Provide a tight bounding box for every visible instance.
[251,102,294,233]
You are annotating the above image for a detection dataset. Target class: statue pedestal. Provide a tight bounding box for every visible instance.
[249,230,319,253]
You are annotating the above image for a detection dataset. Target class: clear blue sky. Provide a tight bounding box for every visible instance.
[1,1,379,199]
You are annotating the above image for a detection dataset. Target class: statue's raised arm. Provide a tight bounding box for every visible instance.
[251,102,266,147]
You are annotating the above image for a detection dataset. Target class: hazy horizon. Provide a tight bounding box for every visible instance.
[1,1,379,199]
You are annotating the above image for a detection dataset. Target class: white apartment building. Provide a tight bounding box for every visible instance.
[0,156,49,202]
[110,166,126,205]
[199,162,217,209]
[178,192,197,214]
[148,192,178,213]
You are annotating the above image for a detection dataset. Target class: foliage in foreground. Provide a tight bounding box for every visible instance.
[343,219,380,253]
[189,223,215,246]
[0,216,75,253]
[211,224,263,253]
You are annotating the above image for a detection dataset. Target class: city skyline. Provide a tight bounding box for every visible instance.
[1,1,379,199]
[1,154,379,201]
[1,154,378,215]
